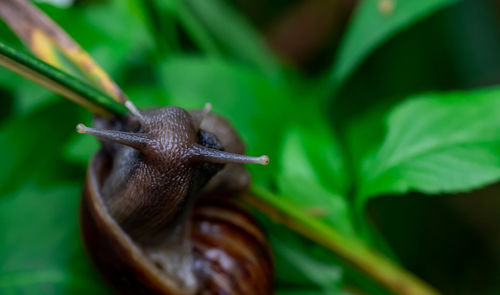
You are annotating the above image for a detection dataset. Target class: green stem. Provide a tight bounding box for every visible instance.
[244,186,442,295]
[0,42,126,117]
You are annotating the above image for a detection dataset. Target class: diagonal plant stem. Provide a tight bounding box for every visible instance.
[0,42,125,117]
[0,0,128,105]
[243,186,442,295]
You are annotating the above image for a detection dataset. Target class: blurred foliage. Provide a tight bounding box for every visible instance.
[2,0,500,294]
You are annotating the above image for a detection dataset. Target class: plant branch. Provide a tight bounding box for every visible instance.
[243,186,442,295]
[0,42,125,117]
[0,0,128,105]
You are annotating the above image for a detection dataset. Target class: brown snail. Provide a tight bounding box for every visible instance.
[0,1,273,292]
[78,102,274,294]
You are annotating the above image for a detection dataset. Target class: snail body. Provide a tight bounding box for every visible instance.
[79,105,273,294]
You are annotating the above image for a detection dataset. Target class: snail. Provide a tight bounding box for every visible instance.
[78,102,274,294]
[0,1,274,293]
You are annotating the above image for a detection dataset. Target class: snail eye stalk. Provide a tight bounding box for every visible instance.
[77,123,152,151]
[189,144,269,165]
[125,100,148,127]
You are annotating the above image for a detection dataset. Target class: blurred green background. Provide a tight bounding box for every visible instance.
[2,0,500,294]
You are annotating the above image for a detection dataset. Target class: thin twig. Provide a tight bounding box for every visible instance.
[242,188,441,295]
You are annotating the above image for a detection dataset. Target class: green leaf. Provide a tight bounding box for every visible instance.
[277,127,354,236]
[0,184,109,294]
[78,0,155,76]
[293,103,350,195]
[0,102,83,193]
[63,131,99,166]
[270,224,343,293]
[123,85,169,109]
[183,0,282,81]
[328,0,459,93]
[175,2,222,57]
[138,0,181,53]
[358,87,500,205]
[13,81,55,115]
